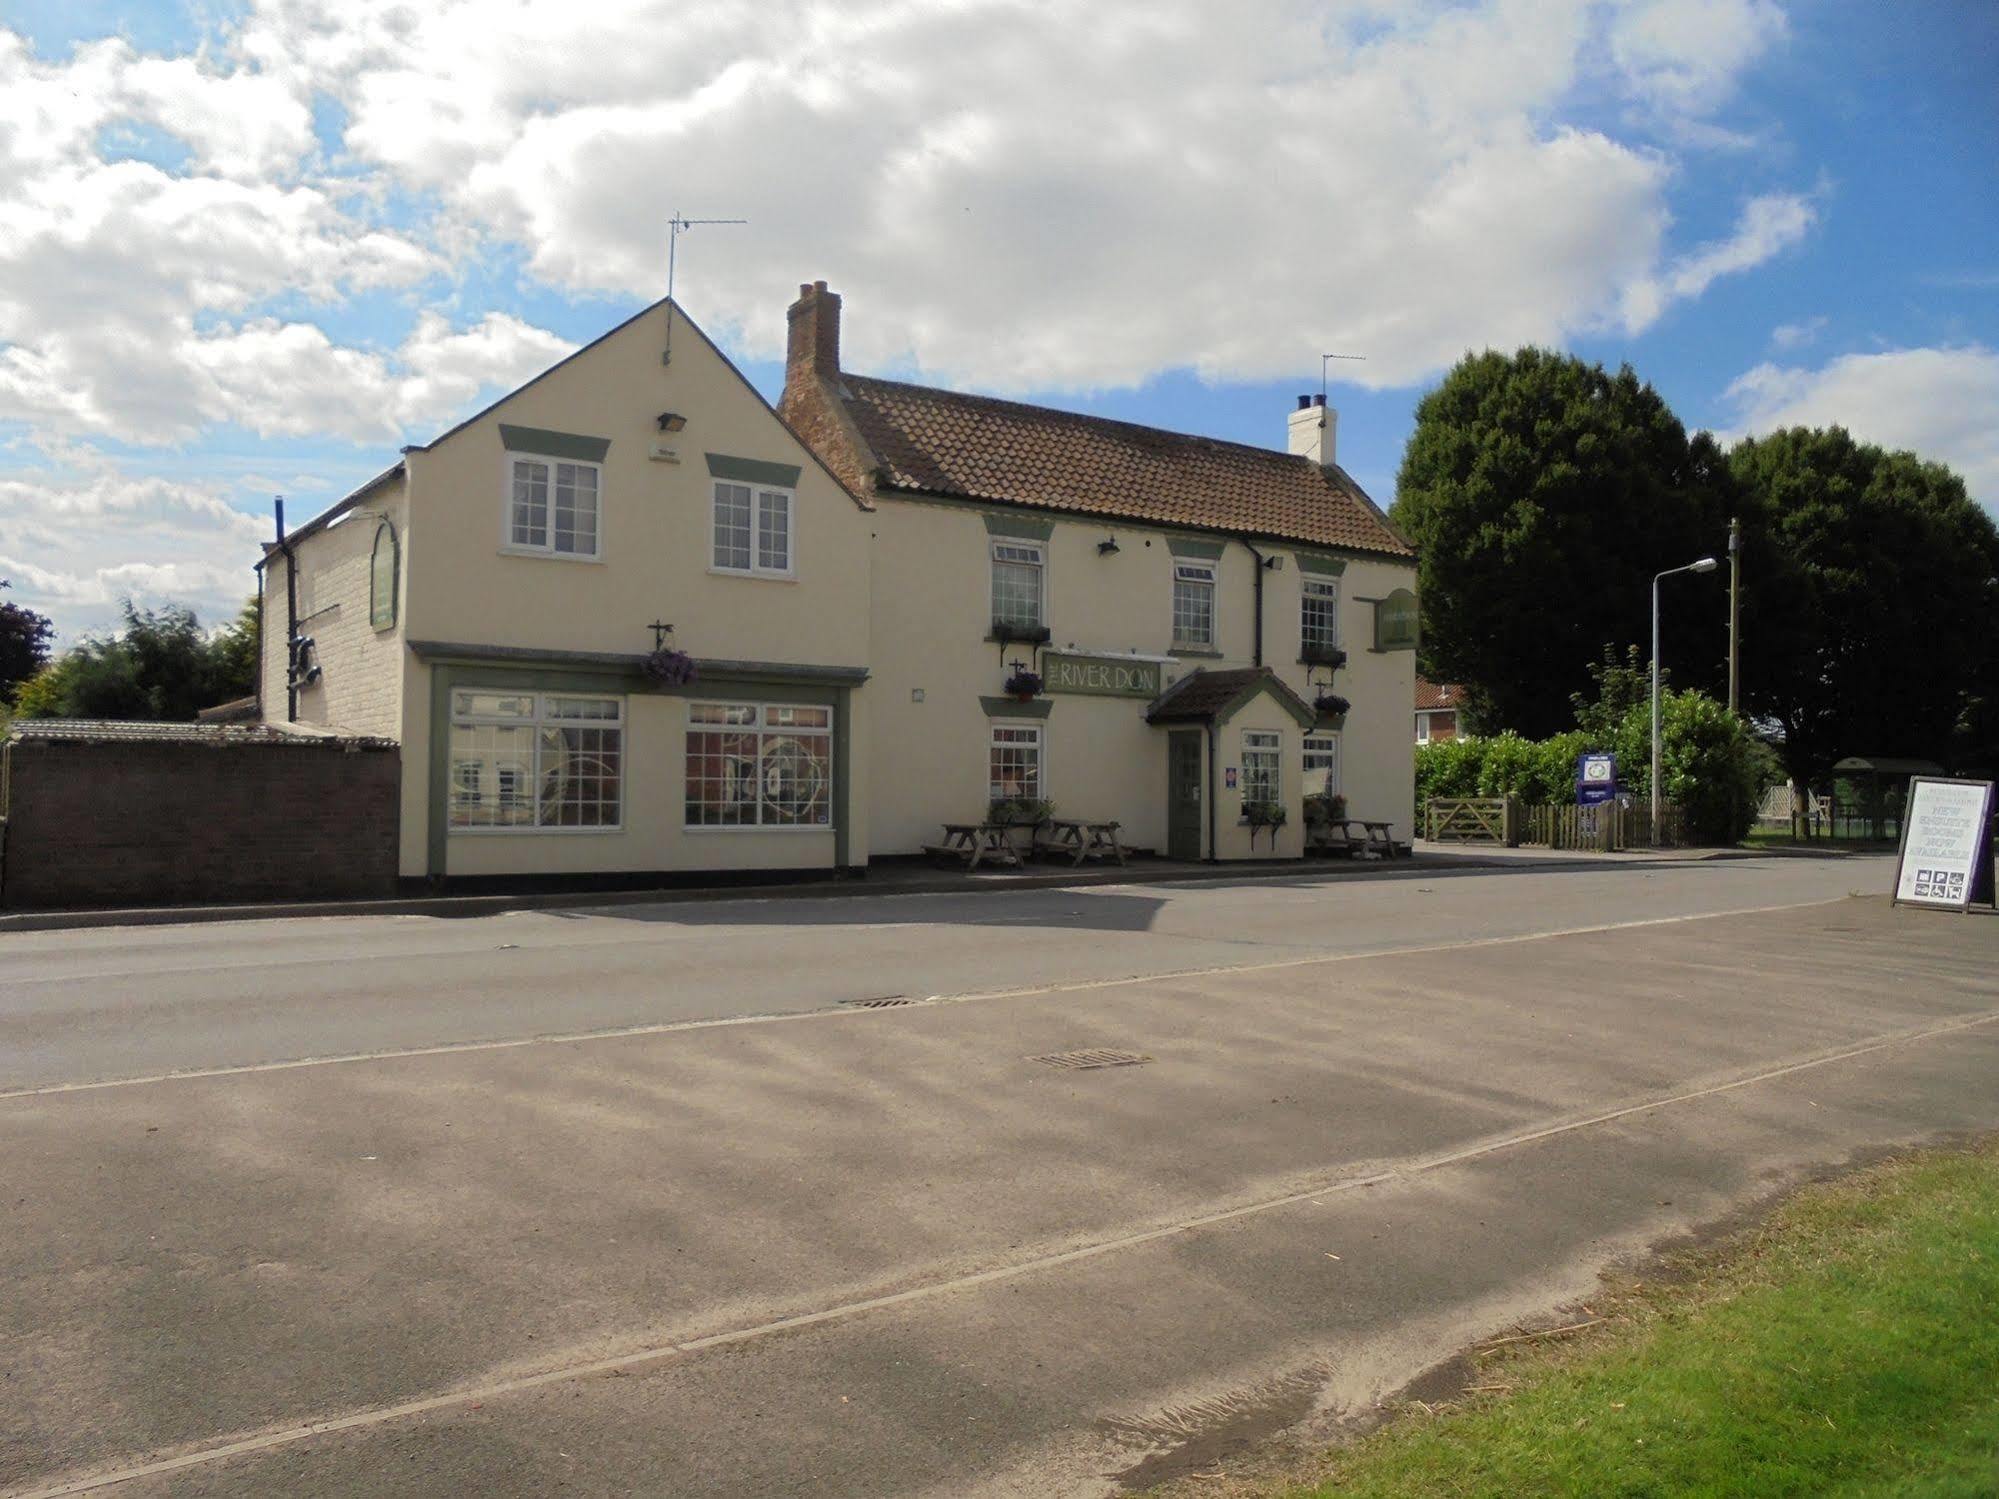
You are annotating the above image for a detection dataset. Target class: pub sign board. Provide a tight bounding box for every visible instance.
[1374,588,1419,652]
[1892,777,1996,911]
[1576,752,1617,807]
[1041,652,1163,699]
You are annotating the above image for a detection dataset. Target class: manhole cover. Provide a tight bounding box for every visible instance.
[842,995,916,1009]
[1029,1049,1152,1070]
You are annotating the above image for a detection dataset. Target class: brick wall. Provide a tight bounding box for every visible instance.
[1,736,400,909]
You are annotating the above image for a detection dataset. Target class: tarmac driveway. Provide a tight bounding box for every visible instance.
[1,860,1995,1496]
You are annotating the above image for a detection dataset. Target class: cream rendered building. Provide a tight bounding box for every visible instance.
[258,299,875,884]
[259,286,1417,887]
[779,281,1418,865]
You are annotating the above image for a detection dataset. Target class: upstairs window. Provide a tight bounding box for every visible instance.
[1302,576,1340,655]
[1172,560,1216,648]
[991,540,1045,630]
[713,482,793,576]
[507,458,601,558]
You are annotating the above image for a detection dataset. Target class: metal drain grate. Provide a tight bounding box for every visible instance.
[842,995,916,1009]
[1028,1048,1152,1071]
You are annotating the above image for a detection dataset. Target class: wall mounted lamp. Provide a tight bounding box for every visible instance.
[1098,536,1121,556]
[656,411,688,433]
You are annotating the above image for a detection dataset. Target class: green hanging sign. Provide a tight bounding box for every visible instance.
[1374,588,1419,652]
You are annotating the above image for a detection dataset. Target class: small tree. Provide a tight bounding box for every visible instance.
[0,585,55,702]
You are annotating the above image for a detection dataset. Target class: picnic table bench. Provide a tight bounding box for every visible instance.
[923,822,1022,871]
[1031,818,1127,867]
[1308,818,1400,859]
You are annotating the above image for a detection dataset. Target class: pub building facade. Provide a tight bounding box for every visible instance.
[257,284,1416,885]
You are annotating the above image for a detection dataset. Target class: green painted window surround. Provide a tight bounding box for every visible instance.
[706,453,803,489]
[1293,552,1348,576]
[1166,536,1227,560]
[981,511,1057,541]
[498,424,611,463]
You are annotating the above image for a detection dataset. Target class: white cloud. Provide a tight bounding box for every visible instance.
[1770,314,1826,351]
[1721,346,1999,508]
[1606,0,1787,118]
[1619,190,1816,329]
[0,460,272,641]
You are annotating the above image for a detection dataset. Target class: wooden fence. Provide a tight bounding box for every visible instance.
[1424,797,1685,850]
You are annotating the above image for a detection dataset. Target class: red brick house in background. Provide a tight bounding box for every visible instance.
[1415,678,1463,743]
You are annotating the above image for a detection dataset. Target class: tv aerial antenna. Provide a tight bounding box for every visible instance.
[663,211,747,365]
[1320,351,1366,404]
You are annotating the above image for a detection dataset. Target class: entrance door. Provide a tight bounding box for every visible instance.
[1167,730,1203,861]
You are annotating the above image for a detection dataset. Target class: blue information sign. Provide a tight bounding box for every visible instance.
[1577,752,1617,807]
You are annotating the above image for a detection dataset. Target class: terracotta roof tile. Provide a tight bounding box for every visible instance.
[1146,667,1313,725]
[838,376,1412,558]
[1414,677,1460,711]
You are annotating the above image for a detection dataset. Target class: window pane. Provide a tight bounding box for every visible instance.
[989,725,1042,801]
[764,705,830,729]
[757,490,790,572]
[713,482,752,570]
[685,729,760,825]
[511,460,549,547]
[760,732,832,825]
[539,724,621,827]
[991,544,1043,628]
[1173,565,1214,646]
[1241,730,1280,805]
[545,696,620,721]
[1302,578,1340,651]
[1303,734,1340,797]
[690,702,757,725]
[448,722,536,827]
[552,463,598,556]
[453,692,534,720]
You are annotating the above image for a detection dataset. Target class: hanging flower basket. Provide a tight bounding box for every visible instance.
[641,647,699,687]
[1003,667,1044,700]
[1314,692,1350,729]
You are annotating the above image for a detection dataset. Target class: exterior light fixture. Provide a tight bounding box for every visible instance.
[1098,536,1121,556]
[657,411,688,433]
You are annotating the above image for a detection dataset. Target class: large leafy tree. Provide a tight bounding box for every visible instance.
[13,598,258,721]
[1731,427,1999,784]
[1391,349,1732,738]
[0,583,56,701]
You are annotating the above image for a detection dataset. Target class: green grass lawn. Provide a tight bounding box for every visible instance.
[1740,827,1898,851]
[1276,1140,1999,1499]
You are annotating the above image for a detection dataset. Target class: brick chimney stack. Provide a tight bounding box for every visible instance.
[786,281,840,395]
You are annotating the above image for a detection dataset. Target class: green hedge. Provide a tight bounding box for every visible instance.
[1415,691,1766,845]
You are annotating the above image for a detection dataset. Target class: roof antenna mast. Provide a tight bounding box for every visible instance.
[1321,351,1366,405]
[663,210,748,365]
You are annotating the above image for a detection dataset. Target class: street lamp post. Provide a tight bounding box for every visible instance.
[1652,556,1720,837]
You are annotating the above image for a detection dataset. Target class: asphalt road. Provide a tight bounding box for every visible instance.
[2,855,1995,1497]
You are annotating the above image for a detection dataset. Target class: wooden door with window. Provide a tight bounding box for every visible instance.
[1167,731,1203,861]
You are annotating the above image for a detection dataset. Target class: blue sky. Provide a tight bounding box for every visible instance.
[2,0,1994,643]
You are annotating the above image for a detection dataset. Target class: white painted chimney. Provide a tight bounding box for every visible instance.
[1287,393,1336,469]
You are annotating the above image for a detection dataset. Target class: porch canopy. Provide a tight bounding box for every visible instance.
[1144,666,1316,729]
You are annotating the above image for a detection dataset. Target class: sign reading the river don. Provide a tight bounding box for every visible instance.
[1892,777,1995,911]
[1041,652,1162,698]
[1374,588,1419,652]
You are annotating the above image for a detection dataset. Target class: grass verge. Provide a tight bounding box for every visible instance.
[1261,1139,1999,1498]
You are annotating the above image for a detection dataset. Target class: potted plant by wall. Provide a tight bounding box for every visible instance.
[1243,799,1287,850]
[988,795,1054,829]
[1003,664,1044,701]
[642,647,699,687]
[1313,691,1350,730]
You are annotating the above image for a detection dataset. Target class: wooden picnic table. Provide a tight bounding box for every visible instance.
[924,822,1022,871]
[1308,818,1400,859]
[1032,818,1127,867]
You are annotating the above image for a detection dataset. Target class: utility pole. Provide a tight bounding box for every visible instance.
[1727,516,1742,715]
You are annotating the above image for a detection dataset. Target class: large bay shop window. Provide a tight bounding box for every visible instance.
[1240,729,1280,811]
[449,692,623,830]
[685,702,834,827]
[988,722,1045,801]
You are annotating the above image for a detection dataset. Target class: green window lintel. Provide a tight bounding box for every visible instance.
[982,511,1056,541]
[979,696,1053,719]
[706,453,803,489]
[1294,552,1347,576]
[499,424,611,463]
[1166,536,1226,561]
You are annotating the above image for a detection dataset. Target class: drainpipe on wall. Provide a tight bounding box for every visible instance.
[1245,542,1267,667]
[275,497,298,723]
